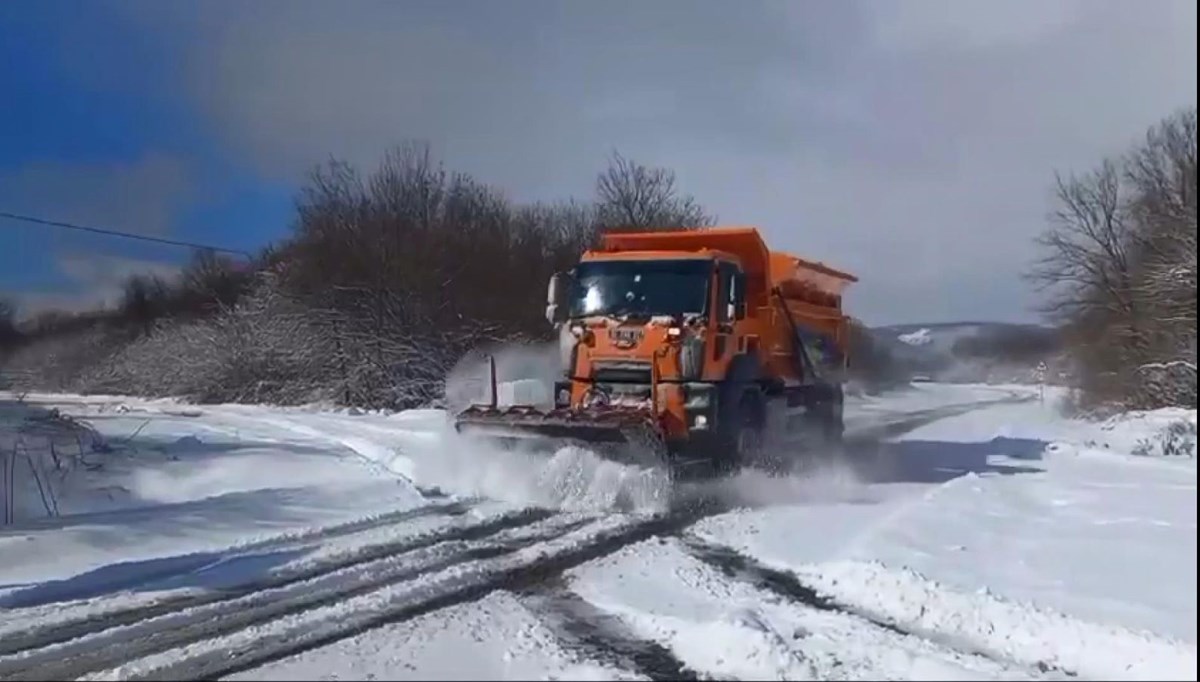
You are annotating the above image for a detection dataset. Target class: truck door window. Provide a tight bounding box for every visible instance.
[717,262,740,323]
[734,271,747,319]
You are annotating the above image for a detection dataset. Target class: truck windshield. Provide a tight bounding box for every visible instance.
[569,259,710,319]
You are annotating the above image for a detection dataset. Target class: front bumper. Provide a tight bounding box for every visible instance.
[553,379,718,432]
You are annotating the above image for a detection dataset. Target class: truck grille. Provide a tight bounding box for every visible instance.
[592,360,653,384]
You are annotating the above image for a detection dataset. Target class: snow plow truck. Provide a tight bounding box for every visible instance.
[453,226,857,478]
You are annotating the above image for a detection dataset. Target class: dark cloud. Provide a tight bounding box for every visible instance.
[124,0,1194,324]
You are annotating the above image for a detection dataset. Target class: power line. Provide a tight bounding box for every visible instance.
[0,210,254,258]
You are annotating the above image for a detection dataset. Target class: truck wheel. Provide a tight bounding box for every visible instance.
[824,387,845,446]
[716,391,764,476]
[737,399,764,459]
[739,392,783,475]
[803,387,844,471]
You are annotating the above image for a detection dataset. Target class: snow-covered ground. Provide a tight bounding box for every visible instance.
[691,396,1196,678]
[0,383,1194,681]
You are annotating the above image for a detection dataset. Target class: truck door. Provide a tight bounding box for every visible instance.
[713,261,739,364]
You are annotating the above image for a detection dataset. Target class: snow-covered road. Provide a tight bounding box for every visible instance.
[0,384,1194,680]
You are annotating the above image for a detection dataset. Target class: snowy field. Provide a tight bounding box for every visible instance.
[0,383,1194,680]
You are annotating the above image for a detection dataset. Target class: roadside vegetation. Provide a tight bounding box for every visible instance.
[0,148,903,409]
[3,107,1193,414]
[1028,107,1196,412]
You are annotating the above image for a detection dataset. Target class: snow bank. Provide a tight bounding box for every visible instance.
[0,402,117,524]
[1053,408,1197,459]
[0,394,431,589]
[794,560,1197,681]
[897,386,1196,462]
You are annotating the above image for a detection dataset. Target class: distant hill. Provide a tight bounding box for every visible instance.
[868,322,1066,384]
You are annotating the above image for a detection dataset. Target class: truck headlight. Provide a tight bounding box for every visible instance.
[554,381,572,407]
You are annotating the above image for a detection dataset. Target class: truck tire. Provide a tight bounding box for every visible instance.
[737,392,765,464]
[824,385,845,446]
[798,385,844,471]
[715,390,764,476]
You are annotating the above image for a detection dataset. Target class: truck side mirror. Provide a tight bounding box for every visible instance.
[545,272,570,326]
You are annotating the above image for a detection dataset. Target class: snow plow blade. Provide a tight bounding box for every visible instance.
[452,405,669,467]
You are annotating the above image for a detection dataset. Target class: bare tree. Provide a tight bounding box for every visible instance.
[595,151,715,231]
[4,141,721,410]
[1124,108,1198,407]
[1126,109,1197,349]
[1028,160,1139,322]
[119,274,173,335]
[1028,107,1197,409]
[176,250,254,315]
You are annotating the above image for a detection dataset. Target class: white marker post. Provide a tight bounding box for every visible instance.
[1035,361,1048,405]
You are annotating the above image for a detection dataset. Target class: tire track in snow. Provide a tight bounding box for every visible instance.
[2,390,1039,680]
[516,578,699,682]
[0,505,559,679]
[557,535,1052,681]
[836,392,1034,483]
[846,391,1031,447]
[5,514,596,682]
[78,507,723,681]
[680,537,1071,679]
[86,398,1028,681]
[0,497,474,614]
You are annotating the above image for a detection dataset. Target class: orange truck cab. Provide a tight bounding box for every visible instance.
[456,226,857,477]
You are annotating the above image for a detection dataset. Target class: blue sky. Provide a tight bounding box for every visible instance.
[0,1,293,314]
[1,1,1195,324]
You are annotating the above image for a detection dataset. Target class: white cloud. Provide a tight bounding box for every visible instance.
[0,153,193,319]
[11,253,182,320]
